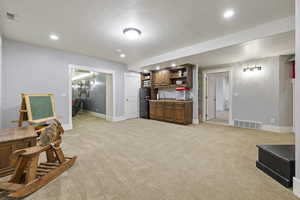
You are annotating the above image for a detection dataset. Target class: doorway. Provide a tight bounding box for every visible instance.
[71,69,108,120]
[124,72,140,119]
[203,69,232,125]
[69,65,115,129]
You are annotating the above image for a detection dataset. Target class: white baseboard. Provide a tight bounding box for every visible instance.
[106,115,113,121]
[261,125,294,133]
[293,177,300,198]
[87,111,106,119]
[62,123,72,131]
[193,118,199,125]
[124,114,139,120]
[112,116,126,122]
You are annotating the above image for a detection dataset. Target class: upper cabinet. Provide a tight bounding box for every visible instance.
[152,69,170,87]
[144,63,194,89]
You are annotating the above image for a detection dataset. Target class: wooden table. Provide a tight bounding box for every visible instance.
[0,126,37,177]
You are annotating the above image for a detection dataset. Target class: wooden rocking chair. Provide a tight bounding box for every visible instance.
[0,120,77,198]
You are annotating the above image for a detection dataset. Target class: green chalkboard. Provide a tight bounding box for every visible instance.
[28,96,54,121]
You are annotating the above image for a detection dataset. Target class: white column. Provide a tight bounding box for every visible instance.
[0,33,2,128]
[192,65,199,124]
[294,0,300,197]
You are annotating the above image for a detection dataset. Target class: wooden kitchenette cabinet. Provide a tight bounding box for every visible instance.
[149,100,192,125]
[152,69,170,87]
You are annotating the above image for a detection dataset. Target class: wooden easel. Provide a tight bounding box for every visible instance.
[17,93,56,128]
[1,94,77,198]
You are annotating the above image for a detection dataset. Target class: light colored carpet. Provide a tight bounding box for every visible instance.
[2,113,298,200]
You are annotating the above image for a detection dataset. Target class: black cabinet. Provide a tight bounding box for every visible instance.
[256,145,295,188]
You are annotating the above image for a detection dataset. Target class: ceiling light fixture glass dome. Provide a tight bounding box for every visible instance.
[123,28,142,40]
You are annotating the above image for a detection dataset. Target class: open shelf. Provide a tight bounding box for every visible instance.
[141,63,194,89]
[169,76,187,79]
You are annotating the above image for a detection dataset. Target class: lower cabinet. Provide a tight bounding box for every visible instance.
[149,101,192,125]
[156,102,165,120]
[164,102,175,122]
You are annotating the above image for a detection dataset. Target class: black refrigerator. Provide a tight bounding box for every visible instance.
[140,88,150,119]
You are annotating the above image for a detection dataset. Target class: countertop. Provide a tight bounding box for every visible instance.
[149,99,193,103]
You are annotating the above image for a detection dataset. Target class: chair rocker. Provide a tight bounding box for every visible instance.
[0,120,77,198]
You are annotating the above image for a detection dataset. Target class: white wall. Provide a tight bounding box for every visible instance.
[278,55,293,127]
[0,34,2,128]
[294,0,300,197]
[202,56,293,129]
[232,57,280,126]
[2,39,128,128]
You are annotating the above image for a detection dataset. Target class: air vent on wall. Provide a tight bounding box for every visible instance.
[234,119,262,130]
[6,12,16,20]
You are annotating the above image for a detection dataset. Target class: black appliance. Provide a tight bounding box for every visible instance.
[139,88,150,119]
[256,145,295,188]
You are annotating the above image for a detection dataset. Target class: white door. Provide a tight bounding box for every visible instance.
[124,73,140,119]
[206,74,216,120]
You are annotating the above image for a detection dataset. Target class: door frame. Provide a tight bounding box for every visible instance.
[293,79,295,132]
[124,72,141,119]
[202,67,233,125]
[68,64,116,129]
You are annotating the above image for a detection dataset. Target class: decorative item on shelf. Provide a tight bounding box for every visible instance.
[178,70,183,77]
[176,80,183,85]
[176,87,190,100]
[143,80,151,87]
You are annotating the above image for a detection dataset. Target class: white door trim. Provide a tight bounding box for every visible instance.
[292,79,295,132]
[124,72,141,120]
[202,67,233,125]
[68,64,116,129]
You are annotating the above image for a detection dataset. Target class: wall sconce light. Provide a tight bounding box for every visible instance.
[243,65,262,72]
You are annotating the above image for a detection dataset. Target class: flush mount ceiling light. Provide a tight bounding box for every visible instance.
[123,28,142,40]
[223,9,235,19]
[49,34,59,40]
[120,53,126,58]
[156,66,160,70]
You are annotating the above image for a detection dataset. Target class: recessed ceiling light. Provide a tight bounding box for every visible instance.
[49,34,59,40]
[120,53,126,58]
[156,66,160,70]
[171,63,176,67]
[143,69,149,73]
[116,49,122,53]
[123,27,142,40]
[223,9,235,19]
